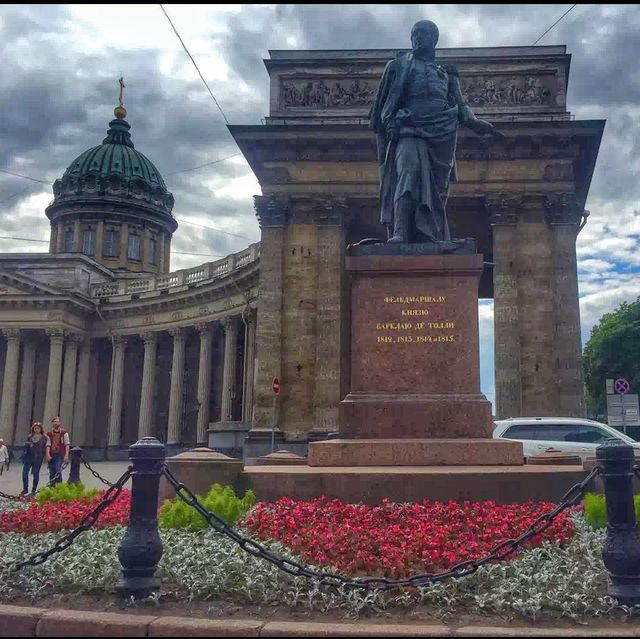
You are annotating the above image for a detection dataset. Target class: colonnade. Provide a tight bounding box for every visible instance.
[0,311,257,450]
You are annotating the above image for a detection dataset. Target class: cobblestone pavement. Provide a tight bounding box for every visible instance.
[0,460,131,496]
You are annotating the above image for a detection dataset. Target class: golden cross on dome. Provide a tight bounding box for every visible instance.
[118,77,125,108]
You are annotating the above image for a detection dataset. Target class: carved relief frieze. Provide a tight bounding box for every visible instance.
[460,74,554,107]
[281,77,378,109]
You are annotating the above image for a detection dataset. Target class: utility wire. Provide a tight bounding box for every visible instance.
[0,168,51,185]
[165,153,242,176]
[532,4,577,45]
[174,217,258,241]
[0,234,226,259]
[159,3,229,124]
[0,185,34,206]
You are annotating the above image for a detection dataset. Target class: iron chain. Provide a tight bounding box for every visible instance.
[162,464,600,591]
[46,460,70,487]
[81,457,116,488]
[0,489,23,502]
[12,468,132,572]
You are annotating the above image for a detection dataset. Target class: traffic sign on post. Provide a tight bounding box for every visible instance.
[615,378,630,395]
[272,377,280,395]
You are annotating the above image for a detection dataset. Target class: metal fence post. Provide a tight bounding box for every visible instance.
[68,447,82,484]
[115,437,165,598]
[596,438,640,605]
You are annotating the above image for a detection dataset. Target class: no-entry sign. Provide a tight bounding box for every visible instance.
[272,377,280,394]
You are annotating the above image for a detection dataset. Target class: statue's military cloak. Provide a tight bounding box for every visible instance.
[369,52,467,235]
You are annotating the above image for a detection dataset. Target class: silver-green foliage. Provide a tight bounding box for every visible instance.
[0,514,624,620]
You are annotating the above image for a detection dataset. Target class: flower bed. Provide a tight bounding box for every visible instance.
[0,490,130,534]
[242,497,575,577]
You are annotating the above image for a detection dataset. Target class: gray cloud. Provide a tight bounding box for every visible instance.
[2,3,640,407]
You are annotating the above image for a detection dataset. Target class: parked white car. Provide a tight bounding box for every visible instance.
[493,417,640,462]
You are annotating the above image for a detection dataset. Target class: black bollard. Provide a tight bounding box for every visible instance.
[68,447,82,484]
[115,437,165,598]
[597,438,640,606]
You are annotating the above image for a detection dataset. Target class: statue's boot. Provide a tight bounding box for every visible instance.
[387,207,410,243]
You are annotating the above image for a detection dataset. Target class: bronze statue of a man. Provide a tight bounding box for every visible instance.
[369,20,501,244]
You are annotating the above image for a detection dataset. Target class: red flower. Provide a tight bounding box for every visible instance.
[0,490,131,534]
[240,498,575,578]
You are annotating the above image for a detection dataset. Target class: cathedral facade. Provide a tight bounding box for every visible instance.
[0,44,602,459]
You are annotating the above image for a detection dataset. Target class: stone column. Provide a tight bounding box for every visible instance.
[119,223,129,268]
[0,329,21,444]
[488,196,522,419]
[43,329,65,424]
[59,333,80,431]
[138,332,158,438]
[72,219,81,252]
[251,195,288,431]
[221,317,238,422]
[242,311,257,423]
[16,335,37,438]
[107,336,128,447]
[313,199,346,435]
[72,338,92,445]
[56,223,65,253]
[517,199,557,415]
[167,328,186,445]
[95,221,105,261]
[547,194,585,416]
[49,225,58,254]
[196,323,213,444]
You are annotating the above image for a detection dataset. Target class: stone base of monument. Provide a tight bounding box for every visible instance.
[307,438,523,466]
[240,464,588,504]
[238,251,589,504]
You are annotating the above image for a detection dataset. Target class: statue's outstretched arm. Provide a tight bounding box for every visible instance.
[449,74,505,139]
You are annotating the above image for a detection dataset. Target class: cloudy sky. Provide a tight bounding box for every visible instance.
[1,3,639,407]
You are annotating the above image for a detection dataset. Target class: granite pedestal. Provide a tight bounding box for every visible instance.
[241,250,588,503]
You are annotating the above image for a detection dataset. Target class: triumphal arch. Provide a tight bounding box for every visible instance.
[230,45,604,457]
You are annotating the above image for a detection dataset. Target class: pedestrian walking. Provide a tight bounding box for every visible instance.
[21,422,47,496]
[0,439,8,476]
[45,417,70,486]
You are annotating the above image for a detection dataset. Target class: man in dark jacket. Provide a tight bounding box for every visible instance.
[369,20,501,244]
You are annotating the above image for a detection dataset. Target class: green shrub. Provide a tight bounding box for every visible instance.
[35,481,99,506]
[582,492,640,529]
[159,483,255,531]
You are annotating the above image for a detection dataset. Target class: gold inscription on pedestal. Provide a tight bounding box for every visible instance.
[375,296,458,345]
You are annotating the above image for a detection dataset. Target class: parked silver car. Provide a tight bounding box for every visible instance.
[493,417,640,462]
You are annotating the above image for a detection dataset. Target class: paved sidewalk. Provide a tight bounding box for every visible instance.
[2,604,640,637]
[0,459,130,495]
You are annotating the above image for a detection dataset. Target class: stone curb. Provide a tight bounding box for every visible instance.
[0,604,639,637]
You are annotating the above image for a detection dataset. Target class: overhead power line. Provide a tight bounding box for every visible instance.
[0,168,51,185]
[174,217,257,242]
[0,234,225,259]
[165,153,242,176]
[159,4,229,124]
[532,4,577,45]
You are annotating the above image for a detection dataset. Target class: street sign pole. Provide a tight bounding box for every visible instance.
[271,377,280,453]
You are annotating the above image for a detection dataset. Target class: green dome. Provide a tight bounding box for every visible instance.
[50,116,174,216]
[63,119,167,191]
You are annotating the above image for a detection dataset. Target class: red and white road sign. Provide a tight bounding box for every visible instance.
[272,377,280,395]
